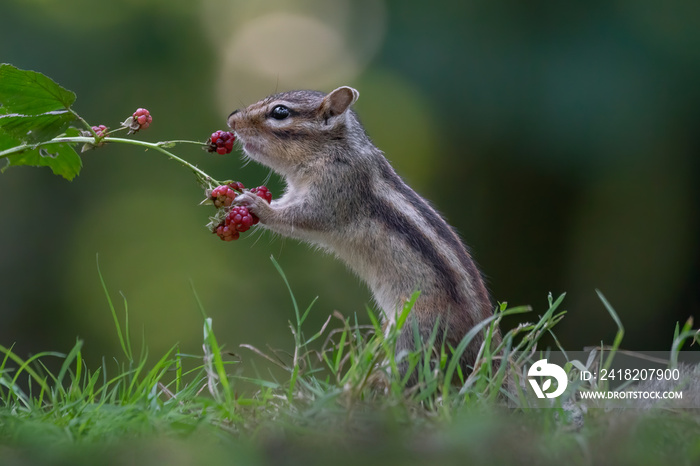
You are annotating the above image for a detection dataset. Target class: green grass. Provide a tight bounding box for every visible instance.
[1,260,699,466]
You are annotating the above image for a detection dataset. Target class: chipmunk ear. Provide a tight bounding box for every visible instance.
[320,86,359,118]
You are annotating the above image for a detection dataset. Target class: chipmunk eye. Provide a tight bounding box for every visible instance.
[270,105,290,120]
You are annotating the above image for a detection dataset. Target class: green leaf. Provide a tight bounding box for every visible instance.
[2,141,82,181]
[0,129,18,151]
[0,65,82,180]
[0,110,74,142]
[0,64,76,114]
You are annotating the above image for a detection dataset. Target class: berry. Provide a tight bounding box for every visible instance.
[123,108,152,134]
[91,125,107,138]
[225,206,255,233]
[211,185,236,208]
[133,108,152,129]
[210,182,246,208]
[213,205,257,241]
[215,225,239,242]
[250,186,272,203]
[228,181,245,191]
[207,130,236,155]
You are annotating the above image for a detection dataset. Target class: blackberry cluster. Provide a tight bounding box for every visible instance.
[210,182,245,208]
[210,183,272,241]
[124,108,152,134]
[215,205,257,241]
[215,224,239,241]
[250,186,272,203]
[132,108,152,130]
[215,206,259,241]
[207,130,236,155]
[91,125,107,138]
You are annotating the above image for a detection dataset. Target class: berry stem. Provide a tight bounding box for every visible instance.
[107,136,220,187]
[107,125,129,136]
[158,140,210,147]
[0,136,221,187]
[69,109,99,139]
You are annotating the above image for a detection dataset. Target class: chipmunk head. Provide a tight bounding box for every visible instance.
[227,86,360,175]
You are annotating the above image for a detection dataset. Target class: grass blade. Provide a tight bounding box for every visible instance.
[595,290,624,372]
[96,254,131,361]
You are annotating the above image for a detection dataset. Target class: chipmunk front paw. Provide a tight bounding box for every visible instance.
[234,191,272,221]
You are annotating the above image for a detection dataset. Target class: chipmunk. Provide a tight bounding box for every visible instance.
[228,86,496,382]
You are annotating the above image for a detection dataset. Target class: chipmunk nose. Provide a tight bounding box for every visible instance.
[227,109,240,129]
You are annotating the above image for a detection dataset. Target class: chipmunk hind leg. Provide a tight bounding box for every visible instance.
[393,310,488,387]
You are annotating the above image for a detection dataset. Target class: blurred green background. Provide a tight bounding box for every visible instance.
[0,0,698,366]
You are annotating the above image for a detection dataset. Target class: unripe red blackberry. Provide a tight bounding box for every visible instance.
[133,108,152,129]
[250,186,272,203]
[210,185,236,208]
[228,181,245,191]
[91,125,108,138]
[207,130,236,155]
[215,224,239,241]
[210,182,246,208]
[123,108,152,134]
[225,206,255,233]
